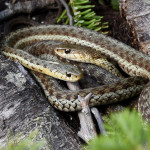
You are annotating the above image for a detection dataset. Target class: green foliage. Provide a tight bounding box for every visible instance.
[111,0,119,11]
[98,0,119,10]
[98,0,105,6]
[57,0,109,33]
[86,110,150,150]
[0,130,46,150]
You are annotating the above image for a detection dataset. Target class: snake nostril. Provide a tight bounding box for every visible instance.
[66,72,71,77]
[65,49,71,54]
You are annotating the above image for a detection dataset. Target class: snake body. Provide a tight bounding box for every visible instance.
[22,40,147,111]
[33,71,147,111]
[3,25,150,79]
[2,25,150,112]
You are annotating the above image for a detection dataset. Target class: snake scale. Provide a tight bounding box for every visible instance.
[1,25,150,117]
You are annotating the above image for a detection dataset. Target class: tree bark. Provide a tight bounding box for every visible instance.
[119,0,150,54]
[0,55,81,150]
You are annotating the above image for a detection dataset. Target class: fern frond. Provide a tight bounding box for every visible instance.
[57,0,109,34]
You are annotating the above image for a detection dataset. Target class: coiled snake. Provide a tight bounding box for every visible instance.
[1,25,150,119]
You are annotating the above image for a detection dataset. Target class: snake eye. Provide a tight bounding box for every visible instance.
[66,72,71,77]
[65,49,71,54]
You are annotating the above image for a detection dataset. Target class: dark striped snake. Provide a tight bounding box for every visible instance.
[1,25,150,121]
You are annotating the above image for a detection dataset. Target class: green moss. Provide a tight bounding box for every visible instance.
[0,130,46,150]
[111,0,119,11]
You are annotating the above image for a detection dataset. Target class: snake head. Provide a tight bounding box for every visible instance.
[46,61,83,82]
[54,44,87,61]
[58,62,83,82]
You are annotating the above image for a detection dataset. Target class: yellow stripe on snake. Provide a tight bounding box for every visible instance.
[1,25,150,120]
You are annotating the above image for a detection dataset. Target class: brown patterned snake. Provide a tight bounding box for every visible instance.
[54,43,123,77]
[1,25,150,115]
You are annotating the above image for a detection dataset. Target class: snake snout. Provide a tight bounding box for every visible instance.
[54,46,86,61]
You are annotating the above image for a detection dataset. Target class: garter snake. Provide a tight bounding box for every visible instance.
[54,43,123,77]
[1,25,150,113]
[25,40,120,86]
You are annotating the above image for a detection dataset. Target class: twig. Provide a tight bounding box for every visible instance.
[59,0,73,25]
[77,93,97,142]
[67,82,97,143]
[91,107,107,135]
